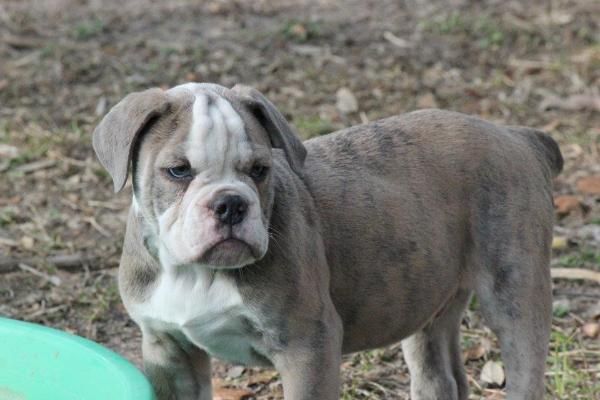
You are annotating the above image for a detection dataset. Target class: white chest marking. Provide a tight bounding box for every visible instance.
[131,193,139,214]
[141,269,242,326]
[132,269,266,365]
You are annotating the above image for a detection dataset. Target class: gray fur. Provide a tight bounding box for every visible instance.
[93,85,562,400]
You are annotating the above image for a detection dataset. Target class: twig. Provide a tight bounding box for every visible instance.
[18,263,61,286]
[15,159,56,173]
[382,31,412,49]
[553,349,600,357]
[553,290,600,299]
[0,253,99,274]
[25,304,68,320]
[551,268,600,284]
[85,216,112,237]
[87,199,127,210]
[2,33,46,49]
[467,374,483,391]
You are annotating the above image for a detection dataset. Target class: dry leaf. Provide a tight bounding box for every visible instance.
[554,195,582,216]
[247,370,279,385]
[582,322,600,339]
[576,176,600,195]
[551,236,568,250]
[463,343,487,361]
[0,237,19,247]
[571,48,600,64]
[0,144,19,158]
[186,72,198,82]
[540,119,561,133]
[485,389,506,399]
[481,360,505,386]
[289,23,307,40]
[536,11,573,25]
[213,387,254,400]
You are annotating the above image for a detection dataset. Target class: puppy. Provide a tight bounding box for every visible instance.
[93,83,562,400]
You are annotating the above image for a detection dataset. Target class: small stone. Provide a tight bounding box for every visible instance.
[227,365,245,379]
[20,236,34,250]
[336,88,358,113]
[417,92,438,109]
[95,96,107,117]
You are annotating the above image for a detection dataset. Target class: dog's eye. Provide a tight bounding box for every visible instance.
[249,164,269,182]
[166,164,192,180]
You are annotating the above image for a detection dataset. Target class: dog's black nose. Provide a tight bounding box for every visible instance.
[212,195,248,226]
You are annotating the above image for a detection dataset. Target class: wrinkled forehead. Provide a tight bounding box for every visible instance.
[151,83,271,168]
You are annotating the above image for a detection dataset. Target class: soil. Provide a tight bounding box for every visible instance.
[1,0,599,398]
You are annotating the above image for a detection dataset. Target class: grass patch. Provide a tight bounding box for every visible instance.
[424,12,508,49]
[294,115,333,139]
[547,330,600,398]
[72,18,105,41]
[556,249,600,270]
[0,207,19,227]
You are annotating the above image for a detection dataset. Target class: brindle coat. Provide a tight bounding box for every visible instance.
[93,83,562,400]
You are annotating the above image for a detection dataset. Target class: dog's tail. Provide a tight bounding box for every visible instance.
[510,126,564,177]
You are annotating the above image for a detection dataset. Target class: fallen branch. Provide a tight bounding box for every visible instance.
[551,268,600,284]
[0,253,99,274]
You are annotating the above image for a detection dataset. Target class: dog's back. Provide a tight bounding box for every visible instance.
[301,109,561,355]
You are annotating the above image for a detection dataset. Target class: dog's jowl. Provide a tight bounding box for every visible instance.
[93,83,562,400]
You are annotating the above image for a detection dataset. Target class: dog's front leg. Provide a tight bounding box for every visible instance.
[141,328,212,400]
[273,318,343,400]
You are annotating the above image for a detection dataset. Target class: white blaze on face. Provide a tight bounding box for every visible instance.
[156,86,269,270]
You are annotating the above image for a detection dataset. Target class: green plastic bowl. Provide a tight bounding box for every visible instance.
[0,317,155,400]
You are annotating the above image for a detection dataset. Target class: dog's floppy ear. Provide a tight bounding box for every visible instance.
[92,88,169,193]
[232,84,307,174]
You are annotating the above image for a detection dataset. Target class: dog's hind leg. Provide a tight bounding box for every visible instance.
[402,288,471,400]
[473,248,552,400]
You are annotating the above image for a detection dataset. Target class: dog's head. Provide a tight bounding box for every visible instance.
[93,83,306,270]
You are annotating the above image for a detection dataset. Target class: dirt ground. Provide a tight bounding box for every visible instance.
[1,0,599,398]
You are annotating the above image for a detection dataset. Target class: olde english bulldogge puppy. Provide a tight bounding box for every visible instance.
[92,83,562,400]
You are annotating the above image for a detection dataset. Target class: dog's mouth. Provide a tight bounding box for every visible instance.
[213,238,250,253]
[197,237,257,269]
